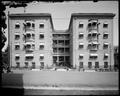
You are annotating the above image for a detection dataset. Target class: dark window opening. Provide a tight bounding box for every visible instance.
[16,62,20,68]
[39,24,44,28]
[95,62,99,68]
[15,35,20,40]
[79,34,84,39]
[59,56,64,61]
[25,62,28,68]
[65,40,69,46]
[79,62,83,68]
[65,48,70,53]
[15,45,20,50]
[40,56,44,60]
[32,62,35,69]
[103,44,108,49]
[15,24,20,29]
[25,56,34,60]
[103,23,108,28]
[53,48,57,53]
[15,56,20,60]
[79,24,83,28]
[88,62,92,69]
[79,45,84,49]
[79,55,83,59]
[39,34,44,39]
[104,62,108,68]
[39,45,44,50]
[103,34,108,39]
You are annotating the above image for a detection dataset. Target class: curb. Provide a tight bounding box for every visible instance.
[2,86,118,90]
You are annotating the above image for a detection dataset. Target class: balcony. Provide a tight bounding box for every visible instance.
[53,34,70,40]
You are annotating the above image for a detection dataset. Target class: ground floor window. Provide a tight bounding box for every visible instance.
[88,62,92,69]
[104,62,108,68]
[16,62,20,68]
[32,62,35,69]
[40,62,44,68]
[95,62,99,68]
[25,62,28,68]
[79,62,83,68]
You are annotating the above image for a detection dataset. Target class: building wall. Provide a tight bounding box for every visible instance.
[9,16,53,69]
[9,13,115,70]
[72,16,114,69]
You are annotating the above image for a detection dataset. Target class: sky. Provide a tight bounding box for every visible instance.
[3,1,119,51]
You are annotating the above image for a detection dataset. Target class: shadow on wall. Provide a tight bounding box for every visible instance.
[1,73,24,96]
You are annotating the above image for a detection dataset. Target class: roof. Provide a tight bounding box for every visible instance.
[71,13,115,18]
[9,13,51,17]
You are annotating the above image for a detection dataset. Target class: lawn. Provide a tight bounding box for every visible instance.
[2,71,118,88]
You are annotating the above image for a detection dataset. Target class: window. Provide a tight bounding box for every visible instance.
[16,62,20,68]
[79,43,84,49]
[79,23,84,28]
[32,44,35,49]
[79,55,83,59]
[59,48,64,53]
[40,56,44,60]
[40,62,44,68]
[39,45,44,50]
[104,62,108,68]
[79,33,84,39]
[65,56,70,61]
[15,55,20,61]
[88,62,92,69]
[59,56,64,61]
[95,62,99,68]
[65,48,70,53]
[104,54,109,60]
[39,34,44,39]
[39,24,44,28]
[32,62,35,69]
[25,54,34,60]
[103,33,108,39]
[53,48,57,53]
[15,45,20,50]
[26,33,31,38]
[89,54,98,59]
[103,23,108,28]
[32,23,35,28]
[103,43,109,49]
[15,23,20,29]
[25,62,28,68]
[65,40,69,46]
[15,35,20,40]
[79,62,83,68]
[32,34,35,39]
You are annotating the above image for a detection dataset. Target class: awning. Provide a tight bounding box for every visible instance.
[15,43,20,45]
[39,42,44,45]
[79,22,83,24]
[40,54,44,56]
[16,22,20,25]
[25,42,31,45]
[104,33,109,35]
[104,43,109,45]
[104,22,108,24]
[25,54,34,57]
[79,33,84,35]
[104,53,109,56]
[79,43,84,45]
[79,54,84,56]
[92,42,99,45]
[92,30,98,34]
[90,54,98,56]
[15,54,20,56]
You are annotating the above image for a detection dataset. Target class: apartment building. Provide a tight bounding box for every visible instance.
[8,13,115,70]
